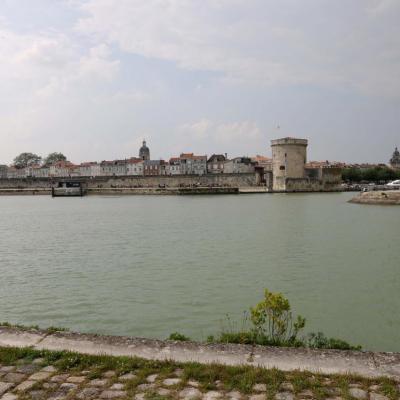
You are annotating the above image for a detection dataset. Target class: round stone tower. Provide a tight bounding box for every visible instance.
[139,140,150,161]
[271,137,308,191]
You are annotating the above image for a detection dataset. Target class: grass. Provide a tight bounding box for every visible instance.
[0,321,68,334]
[1,346,398,399]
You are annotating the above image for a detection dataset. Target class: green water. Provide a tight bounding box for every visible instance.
[0,193,399,351]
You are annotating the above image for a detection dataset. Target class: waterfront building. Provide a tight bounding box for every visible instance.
[252,155,272,172]
[0,165,8,178]
[143,160,166,176]
[179,153,207,175]
[100,160,127,176]
[224,157,256,174]
[389,147,400,170]
[7,166,27,179]
[207,154,226,174]
[79,162,101,177]
[126,158,144,175]
[30,165,50,178]
[139,140,150,161]
[166,157,181,175]
[49,161,77,177]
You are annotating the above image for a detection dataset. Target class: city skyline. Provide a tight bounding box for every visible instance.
[1,1,400,164]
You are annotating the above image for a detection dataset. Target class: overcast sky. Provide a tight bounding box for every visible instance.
[1,0,399,164]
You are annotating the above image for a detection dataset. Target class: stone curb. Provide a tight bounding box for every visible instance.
[1,327,399,380]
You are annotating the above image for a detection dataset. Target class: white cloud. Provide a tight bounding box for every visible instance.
[176,119,263,156]
[75,0,400,96]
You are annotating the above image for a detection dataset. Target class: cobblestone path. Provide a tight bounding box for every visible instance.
[0,353,399,400]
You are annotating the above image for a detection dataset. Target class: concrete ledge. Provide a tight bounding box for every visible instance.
[1,327,400,380]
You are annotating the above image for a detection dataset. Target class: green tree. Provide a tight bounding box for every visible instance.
[13,153,42,169]
[44,152,67,166]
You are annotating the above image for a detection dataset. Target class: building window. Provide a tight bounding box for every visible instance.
[280,165,285,170]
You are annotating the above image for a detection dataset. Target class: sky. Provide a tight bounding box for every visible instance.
[0,0,399,164]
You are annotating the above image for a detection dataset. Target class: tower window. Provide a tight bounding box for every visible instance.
[280,166,286,170]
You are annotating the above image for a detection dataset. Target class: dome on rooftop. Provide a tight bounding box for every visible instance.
[139,140,150,160]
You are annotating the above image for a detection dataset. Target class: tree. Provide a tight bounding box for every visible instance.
[44,152,67,166]
[13,153,42,169]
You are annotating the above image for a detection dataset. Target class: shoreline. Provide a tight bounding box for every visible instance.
[1,326,399,380]
[0,187,347,196]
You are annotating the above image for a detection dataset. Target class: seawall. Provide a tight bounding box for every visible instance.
[0,174,263,196]
[0,327,399,380]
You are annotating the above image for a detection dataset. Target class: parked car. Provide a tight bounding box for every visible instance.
[387,179,400,187]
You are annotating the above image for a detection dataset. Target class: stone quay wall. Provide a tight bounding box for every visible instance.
[0,173,258,190]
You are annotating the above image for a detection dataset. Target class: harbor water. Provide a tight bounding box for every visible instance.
[0,193,399,351]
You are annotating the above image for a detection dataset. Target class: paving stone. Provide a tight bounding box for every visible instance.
[110,383,124,390]
[146,373,158,383]
[348,388,367,399]
[60,382,78,391]
[369,385,381,392]
[1,393,18,400]
[280,382,294,392]
[369,393,389,400]
[51,374,70,383]
[47,392,67,400]
[135,394,145,400]
[67,376,86,383]
[77,387,100,399]
[41,365,57,372]
[188,380,200,387]
[325,397,343,400]
[275,392,294,400]
[326,387,341,396]
[29,371,52,381]
[100,389,126,398]
[15,380,37,392]
[297,389,314,398]
[119,372,136,381]
[157,388,172,396]
[103,370,116,378]
[80,370,91,375]
[0,367,15,373]
[3,372,26,383]
[0,382,14,396]
[203,390,223,400]
[163,377,182,386]
[179,387,203,399]
[253,384,267,392]
[16,364,39,374]
[43,382,58,389]
[89,378,108,387]
[29,390,46,400]
[249,395,266,400]
[226,390,242,400]
[137,383,156,391]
